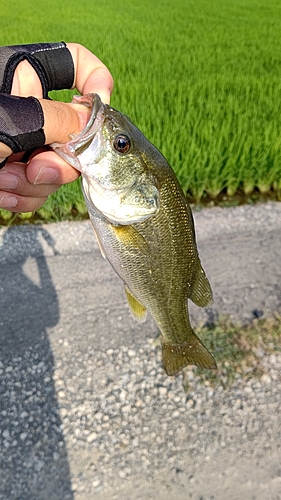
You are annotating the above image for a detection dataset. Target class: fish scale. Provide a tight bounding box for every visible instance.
[52,93,216,376]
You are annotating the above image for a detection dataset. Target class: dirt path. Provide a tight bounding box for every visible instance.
[0,202,280,500]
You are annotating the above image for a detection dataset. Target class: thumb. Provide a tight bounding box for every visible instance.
[39,99,91,145]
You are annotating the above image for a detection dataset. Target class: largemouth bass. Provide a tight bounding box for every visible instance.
[52,94,216,375]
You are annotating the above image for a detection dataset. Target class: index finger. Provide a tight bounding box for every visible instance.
[67,43,114,104]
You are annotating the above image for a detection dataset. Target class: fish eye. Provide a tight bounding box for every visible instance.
[113,134,131,154]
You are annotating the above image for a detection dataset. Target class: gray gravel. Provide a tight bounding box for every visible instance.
[0,202,281,500]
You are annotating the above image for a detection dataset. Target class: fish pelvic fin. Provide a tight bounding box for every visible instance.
[189,260,213,307]
[125,286,147,323]
[161,335,217,376]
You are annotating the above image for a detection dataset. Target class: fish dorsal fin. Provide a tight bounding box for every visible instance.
[125,286,147,323]
[189,260,213,307]
[162,334,216,376]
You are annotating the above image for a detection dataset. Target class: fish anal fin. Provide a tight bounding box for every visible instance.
[162,337,217,376]
[190,261,213,307]
[125,286,147,323]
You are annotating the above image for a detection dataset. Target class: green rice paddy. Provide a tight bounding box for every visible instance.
[1,0,281,223]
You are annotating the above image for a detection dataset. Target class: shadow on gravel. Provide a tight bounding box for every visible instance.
[0,226,73,500]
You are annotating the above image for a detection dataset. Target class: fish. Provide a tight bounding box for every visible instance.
[52,93,216,375]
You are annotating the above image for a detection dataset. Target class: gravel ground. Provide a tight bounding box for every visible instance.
[0,202,281,500]
[0,332,280,500]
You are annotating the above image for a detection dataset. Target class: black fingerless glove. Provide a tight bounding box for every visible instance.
[0,42,74,98]
[0,94,45,155]
[0,42,75,169]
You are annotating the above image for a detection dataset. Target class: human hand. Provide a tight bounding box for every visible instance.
[0,43,113,212]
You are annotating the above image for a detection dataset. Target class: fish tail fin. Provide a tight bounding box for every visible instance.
[161,333,216,376]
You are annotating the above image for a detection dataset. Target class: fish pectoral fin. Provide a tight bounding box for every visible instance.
[125,286,147,323]
[161,335,217,376]
[112,225,148,252]
[189,261,213,307]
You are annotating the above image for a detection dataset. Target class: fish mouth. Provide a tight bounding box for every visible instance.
[72,93,103,135]
[51,94,105,171]
[67,93,104,157]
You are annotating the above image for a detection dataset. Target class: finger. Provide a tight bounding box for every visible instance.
[82,67,113,105]
[0,150,80,212]
[0,161,61,198]
[0,189,48,212]
[39,99,91,144]
[26,151,80,185]
[0,149,80,213]
[67,43,114,103]
[11,59,43,98]
[0,98,90,164]
[0,143,13,164]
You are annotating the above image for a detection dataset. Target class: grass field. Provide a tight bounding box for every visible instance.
[191,315,281,387]
[1,0,281,223]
